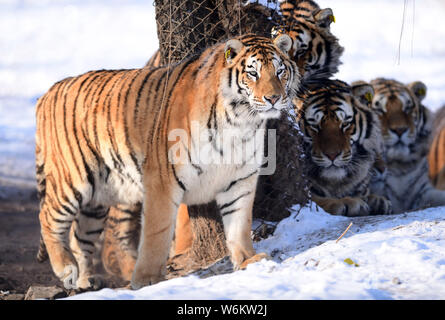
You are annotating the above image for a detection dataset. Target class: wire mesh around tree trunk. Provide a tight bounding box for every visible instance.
[154,0,283,65]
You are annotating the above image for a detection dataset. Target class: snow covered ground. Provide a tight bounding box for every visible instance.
[1,0,445,299]
[71,204,445,300]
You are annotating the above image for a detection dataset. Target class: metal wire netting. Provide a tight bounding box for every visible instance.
[154,0,282,65]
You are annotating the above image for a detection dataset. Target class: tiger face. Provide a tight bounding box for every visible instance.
[271,8,344,82]
[297,80,378,182]
[370,78,430,163]
[222,34,298,120]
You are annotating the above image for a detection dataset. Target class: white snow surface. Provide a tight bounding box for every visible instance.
[1,0,445,299]
[71,204,445,300]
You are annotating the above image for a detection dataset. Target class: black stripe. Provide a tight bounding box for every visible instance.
[221,208,240,217]
[219,192,251,211]
[85,228,104,235]
[123,69,144,174]
[74,232,95,247]
[171,164,187,191]
[224,170,258,193]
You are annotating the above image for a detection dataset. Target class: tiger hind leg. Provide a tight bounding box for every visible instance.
[69,206,108,290]
[102,204,141,282]
[39,199,78,287]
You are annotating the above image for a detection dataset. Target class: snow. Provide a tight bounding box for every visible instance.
[70,204,445,300]
[0,0,157,196]
[1,0,445,299]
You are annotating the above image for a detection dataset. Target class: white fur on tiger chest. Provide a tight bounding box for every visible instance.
[180,121,266,205]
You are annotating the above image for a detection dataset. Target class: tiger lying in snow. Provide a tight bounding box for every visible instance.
[367,78,445,214]
[296,79,392,216]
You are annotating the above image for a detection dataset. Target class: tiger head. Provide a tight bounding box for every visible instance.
[271,7,344,83]
[297,80,381,182]
[369,78,431,163]
[221,34,300,120]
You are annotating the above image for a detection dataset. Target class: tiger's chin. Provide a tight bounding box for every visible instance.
[386,145,411,162]
[257,107,283,119]
[320,166,347,181]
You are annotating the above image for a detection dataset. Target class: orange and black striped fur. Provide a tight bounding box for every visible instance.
[296,80,391,216]
[428,105,445,189]
[367,78,445,213]
[272,0,343,82]
[107,0,343,281]
[35,34,299,290]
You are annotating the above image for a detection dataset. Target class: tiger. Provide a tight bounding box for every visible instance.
[367,78,445,214]
[295,79,392,216]
[272,0,344,83]
[35,34,299,290]
[103,0,344,281]
[428,105,445,189]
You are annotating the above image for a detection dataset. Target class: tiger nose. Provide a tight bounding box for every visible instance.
[264,95,281,106]
[325,150,341,161]
[391,127,407,137]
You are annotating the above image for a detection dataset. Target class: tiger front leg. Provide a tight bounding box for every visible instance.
[216,172,265,270]
[131,179,182,290]
[312,195,370,217]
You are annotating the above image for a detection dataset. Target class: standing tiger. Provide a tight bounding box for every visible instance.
[367,78,445,213]
[102,0,345,281]
[35,34,299,290]
[428,105,445,189]
[296,79,392,216]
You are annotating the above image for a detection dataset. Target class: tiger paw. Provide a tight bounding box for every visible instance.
[130,272,165,290]
[367,194,393,215]
[322,197,370,217]
[76,274,106,291]
[239,252,271,270]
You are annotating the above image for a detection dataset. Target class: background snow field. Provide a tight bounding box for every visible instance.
[1,0,445,299]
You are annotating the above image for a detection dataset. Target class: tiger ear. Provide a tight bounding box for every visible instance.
[224,39,244,65]
[274,34,293,57]
[408,81,427,101]
[352,81,374,107]
[314,8,336,29]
